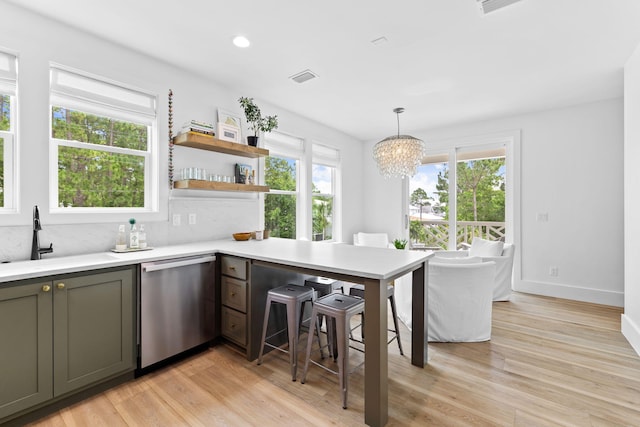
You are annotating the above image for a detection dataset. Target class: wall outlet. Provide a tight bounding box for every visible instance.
[188,213,197,225]
[172,214,181,226]
[549,266,558,277]
[537,212,549,222]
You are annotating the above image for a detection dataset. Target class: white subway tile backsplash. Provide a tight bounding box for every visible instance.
[0,199,259,262]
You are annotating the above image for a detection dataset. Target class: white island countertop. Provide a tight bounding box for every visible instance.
[0,238,432,284]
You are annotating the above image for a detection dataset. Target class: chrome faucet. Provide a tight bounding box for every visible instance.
[31,205,53,260]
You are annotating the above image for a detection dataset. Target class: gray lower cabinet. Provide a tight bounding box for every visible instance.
[0,267,135,422]
[221,256,248,347]
[219,256,313,361]
[0,280,53,420]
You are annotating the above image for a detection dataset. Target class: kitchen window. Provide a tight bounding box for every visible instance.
[49,64,157,212]
[312,143,340,241]
[0,49,17,211]
[264,132,303,239]
[263,132,341,242]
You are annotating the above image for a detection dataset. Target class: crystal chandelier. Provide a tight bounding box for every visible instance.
[373,108,426,178]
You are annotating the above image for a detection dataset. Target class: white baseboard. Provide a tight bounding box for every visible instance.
[513,279,623,307]
[622,314,640,357]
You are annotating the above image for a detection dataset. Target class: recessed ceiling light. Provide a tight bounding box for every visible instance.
[233,36,250,48]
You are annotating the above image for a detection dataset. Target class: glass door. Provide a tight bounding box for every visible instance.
[407,142,509,250]
[409,156,449,250]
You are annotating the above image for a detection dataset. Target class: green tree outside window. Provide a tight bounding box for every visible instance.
[52,107,147,208]
[264,156,297,238]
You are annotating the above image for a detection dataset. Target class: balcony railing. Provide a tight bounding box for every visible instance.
[410,219,505,250]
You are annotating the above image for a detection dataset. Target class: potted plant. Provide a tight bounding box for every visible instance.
[393,238,408,250]
[238,96,278,146]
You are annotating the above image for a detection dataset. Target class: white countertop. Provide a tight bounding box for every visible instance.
[0,238,432,283]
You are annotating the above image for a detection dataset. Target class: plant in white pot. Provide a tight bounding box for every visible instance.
[238,96,278,146]
[393,238,408,250]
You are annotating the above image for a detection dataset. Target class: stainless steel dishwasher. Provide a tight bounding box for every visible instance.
[139,254,216,369]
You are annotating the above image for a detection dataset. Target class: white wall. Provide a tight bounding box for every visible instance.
[363,98,624,307]
[0,4,363,261]
[623,43,640,355]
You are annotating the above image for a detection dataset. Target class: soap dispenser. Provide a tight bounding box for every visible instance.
[129,218,139,249]
[138,224,147,249]
[116,225,127,250]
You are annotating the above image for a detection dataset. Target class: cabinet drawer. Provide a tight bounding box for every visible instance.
[221,276,247,313]
[221,306,246,346]
[221,256,248,280]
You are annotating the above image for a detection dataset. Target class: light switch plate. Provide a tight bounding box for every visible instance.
[536,212,549,222]
[172,214,181,226]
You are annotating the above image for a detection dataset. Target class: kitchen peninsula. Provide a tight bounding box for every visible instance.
[0,239,432,427]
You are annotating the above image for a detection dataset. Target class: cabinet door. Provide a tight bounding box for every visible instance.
[221,306,247,346]
[221,276,247,312]
[221,256,248,280]
[53,268,134,396]
[0,281,53,420]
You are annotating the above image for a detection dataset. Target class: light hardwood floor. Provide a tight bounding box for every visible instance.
[24,292,640,426]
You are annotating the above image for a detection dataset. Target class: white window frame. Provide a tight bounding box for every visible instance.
[0,131,16,213]
[48,64,158,217]
[311,142,341,242]
[0,48,18,213]
[404,129,520,250]
[262,133,342,242]
[263,131,305,239]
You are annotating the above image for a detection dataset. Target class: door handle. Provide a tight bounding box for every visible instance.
[142,255,216,272]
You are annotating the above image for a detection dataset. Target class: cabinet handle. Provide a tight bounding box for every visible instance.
[229,266,236,271]
[230,292,236,297]
[42,285,51,292]
[57,283,65,290]
[230,323,236,329]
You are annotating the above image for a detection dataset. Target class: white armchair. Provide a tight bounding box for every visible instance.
[395,259,496,341]
[434,239,515,301]
[427,260,496,342]
[353,232,395,249]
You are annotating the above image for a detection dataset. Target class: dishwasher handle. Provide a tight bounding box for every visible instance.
[142,255,216,272]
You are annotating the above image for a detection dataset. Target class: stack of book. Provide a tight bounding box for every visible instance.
[181,120,215,136]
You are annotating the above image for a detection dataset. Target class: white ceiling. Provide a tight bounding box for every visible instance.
[6,0,640,141]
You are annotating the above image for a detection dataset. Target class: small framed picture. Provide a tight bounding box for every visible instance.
[235,163,252,184]
[218,109,242,129]
[218,123,241,143]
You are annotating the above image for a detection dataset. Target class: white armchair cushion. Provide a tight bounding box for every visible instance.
[354,232,391,248]
[469,238,504,257]
[431,256,483,265]
[433,242,515,301]
[481,243,515,301]
[433,250,469,259]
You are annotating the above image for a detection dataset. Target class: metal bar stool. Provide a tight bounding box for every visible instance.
[301,293,365,409]
[257,284,322,381]
[348,283,404,355]
[304,277,344,298]
[304,277,344,358]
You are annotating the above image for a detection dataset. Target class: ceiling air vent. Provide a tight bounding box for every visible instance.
[289,69,318,84]
[478,0,524,14]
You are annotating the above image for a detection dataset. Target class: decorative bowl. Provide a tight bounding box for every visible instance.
[232,232,252,241]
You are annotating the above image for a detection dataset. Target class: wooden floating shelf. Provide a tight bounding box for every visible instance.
[172,132,269,158]
[173,179,270,193]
